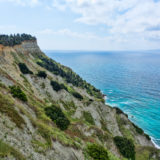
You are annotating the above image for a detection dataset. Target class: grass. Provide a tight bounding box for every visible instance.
[31,139,49,153]
[91,127,110,143]
[0,93,25,129]
[100,118,109,131]
[36,122,52,147]
[61,100,77,111]
[83,111,95,125]
[135,146,160,160]
[33,118,81,150]
[107,151,123,160]
[0,140,25,160]
[116,115,134,141]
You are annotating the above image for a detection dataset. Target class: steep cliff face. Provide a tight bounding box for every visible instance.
[14,41,42,54]
[0,39,159,160]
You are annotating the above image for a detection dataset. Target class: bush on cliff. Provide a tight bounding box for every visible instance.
[10,86,27,102]
[18,63,33,74]
[45,105,70,130]
[71,91,83,100]
[132,123,144,135]
[37,71,47,79]
[86,143,109,160]
[50,80,67,92]
[114,136,135,160]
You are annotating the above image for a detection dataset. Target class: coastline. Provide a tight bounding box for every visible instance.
[151,137,160,149]
[46,51,160,151]
[104,93,160,149]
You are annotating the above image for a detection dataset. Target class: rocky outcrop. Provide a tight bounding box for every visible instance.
[14,41,41,55]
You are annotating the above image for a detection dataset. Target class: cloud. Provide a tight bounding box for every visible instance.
[52,0,67,11]
[1,0,160,48]
[37,28,108,40]
[51,0,160,41]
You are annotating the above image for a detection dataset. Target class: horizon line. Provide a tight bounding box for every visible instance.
[42,49,160,52]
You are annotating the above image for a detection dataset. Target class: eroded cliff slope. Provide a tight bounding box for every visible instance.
[0,35,159,160]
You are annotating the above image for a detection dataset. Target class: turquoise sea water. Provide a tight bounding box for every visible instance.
[45,50,160,148]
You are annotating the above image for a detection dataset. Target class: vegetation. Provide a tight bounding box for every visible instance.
[144,134,151,140]
[86,143,109,160]
[0,140,25,160]
[132,123,151,140]
[61,100,77,111]
[50,80,67,92]
[45,105,70,130]
[135,146,160,160]
[37,71,47,79]
[132,123,144,134]
[71,91,83,100]
[114,136,135,160]
[0,33,36,46]
[114,107,128,117]
[0,34,156,160]
[114,107,124,114]
[83,111,95,125]
[10,85,27,102]
[36,55,103,100]
[50,80,83,100]
[18,63,33,74]
[0,93,25,128]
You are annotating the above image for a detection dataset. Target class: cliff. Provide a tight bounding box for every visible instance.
[0,35,159,160]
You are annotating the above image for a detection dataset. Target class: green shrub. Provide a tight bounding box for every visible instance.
[71,91,83,100]
[10,86,27,102]
[37,71,47,79]
[87,143,109,160]
[144,134,151,141]
[18,63,33,74]
[45,105,70,130]
[56,117,70,131]
[132,123,151,140]
[0,93,25,128]
[132,123,144,135]
[114,107,123,114]
[50,80,67,92]
[114,107,128,117]
[83,111,95,125]
[0,140,25,160]
[114,136,135,160]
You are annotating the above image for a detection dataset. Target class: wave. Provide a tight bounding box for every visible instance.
[151,137,160,149]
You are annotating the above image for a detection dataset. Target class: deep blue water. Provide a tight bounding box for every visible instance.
[45,50,160,148]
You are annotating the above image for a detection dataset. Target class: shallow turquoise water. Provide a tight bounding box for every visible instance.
[45,50,160,147]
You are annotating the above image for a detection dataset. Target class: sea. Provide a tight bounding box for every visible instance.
[45,50,160,148]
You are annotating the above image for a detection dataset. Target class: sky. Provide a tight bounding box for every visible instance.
[0,0,160,51]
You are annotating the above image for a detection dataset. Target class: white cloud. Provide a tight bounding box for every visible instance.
[1,0,160,49]
[37,28,108,40]
[51,0,160,41]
